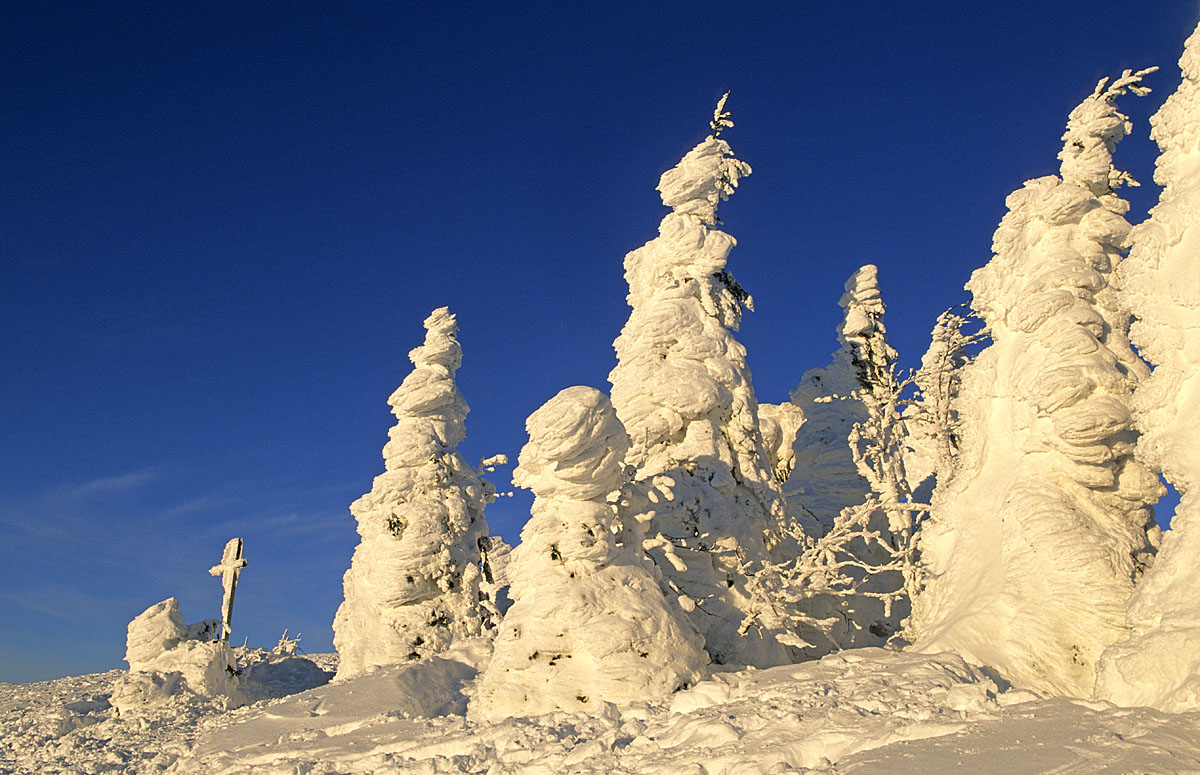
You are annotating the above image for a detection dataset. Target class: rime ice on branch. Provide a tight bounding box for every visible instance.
[333,307,499,679]
[1098,27,1200,712]
[608,95,791,667]
[470,387,705,721]
[911,70,1162,697]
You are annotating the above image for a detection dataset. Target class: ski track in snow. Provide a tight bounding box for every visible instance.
[5,648,1200,775]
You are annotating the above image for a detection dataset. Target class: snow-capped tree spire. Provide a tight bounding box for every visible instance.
[710,90,734,137]
[608,100,791,667]
[333,307,500,679]
[766,265,911,654]
[1097,26,1200,712]
[909,72,1162,697]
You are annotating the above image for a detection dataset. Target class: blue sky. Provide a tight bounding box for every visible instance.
[2,2,1195,682]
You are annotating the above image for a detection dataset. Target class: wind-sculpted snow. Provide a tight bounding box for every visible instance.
[912,72,1162,698]
[333,307,499,679]
[608,122,790,668]
[470,387,706,721]
[114,598,243,713]
[1099,24,1200,712]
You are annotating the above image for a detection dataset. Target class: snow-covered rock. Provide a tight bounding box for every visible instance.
[470,387,706,721]
[1098,24,1200,712]
[608,103,790,668]
[911,71,1162,697]
[333,307,500,679]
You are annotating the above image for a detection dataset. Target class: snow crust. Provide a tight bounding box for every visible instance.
[333,307,498,679]
[608,129,791,668]
[470,387,705,721]
[911,73,1162,697]
[1098,24,1200,712]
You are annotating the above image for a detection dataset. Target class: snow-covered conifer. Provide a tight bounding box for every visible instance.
[785,265,897,536]
[910,71,1162,697]
[607,96,790,667]
[902,306,988,501]
[1097,28,1200,711]
[333,307,499,679]
[752,266,914,654]
[470,387,706,721]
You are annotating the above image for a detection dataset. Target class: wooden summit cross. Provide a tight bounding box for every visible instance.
[209,537,247,642]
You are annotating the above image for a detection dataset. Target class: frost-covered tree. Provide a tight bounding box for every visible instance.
[785,265,899,536]
[1097,29,1200,712]
[470,387,706,721]
[902,305,989,502]
[333,307,500,679]
[749,265,916,654]
[910,71,1163,697]
[607,95,790,667]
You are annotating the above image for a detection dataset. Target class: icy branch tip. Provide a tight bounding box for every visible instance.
[1094,66,1159,100]
[711,91,734,137]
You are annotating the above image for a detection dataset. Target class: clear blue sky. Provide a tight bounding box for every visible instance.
[2,2,1194,682]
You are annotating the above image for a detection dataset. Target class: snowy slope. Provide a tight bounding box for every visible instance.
[8,649,1200,775]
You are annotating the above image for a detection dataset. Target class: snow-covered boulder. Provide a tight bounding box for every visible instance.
[333,307,500,679]
[608,100,790,668]
[1098,25,1200,712]
[911,71,1162,697]
[469,387,706,721]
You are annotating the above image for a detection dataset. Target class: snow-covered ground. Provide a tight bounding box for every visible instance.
[6,646,1200,774]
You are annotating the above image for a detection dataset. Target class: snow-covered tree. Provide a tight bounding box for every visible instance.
[902,305,989,501]
[910,71,1163,697]
[607,95,790,667]
[1097,28,1200,712]
[748,265,917,654]
[333,307,500,679]
[784,266,894,537]
[470,387,706,721]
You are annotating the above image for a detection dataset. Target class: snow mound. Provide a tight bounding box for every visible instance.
[114,598,243,714]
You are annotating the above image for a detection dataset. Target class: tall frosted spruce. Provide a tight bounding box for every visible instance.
[911,71,1162,697]
[333,307,500,679]
[470,387,705,721]
[753,265,913,655]
[1098,24,1200,711]
[608,95,791,667]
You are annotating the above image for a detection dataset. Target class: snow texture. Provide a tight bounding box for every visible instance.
[911,71,1162,697]
[1098,24,1200,712]
[114,598,242,714]
[608,114,790,668]
[333,307,498,679]
[470,387,706,721]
